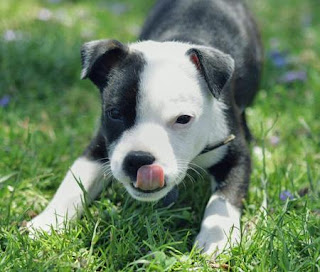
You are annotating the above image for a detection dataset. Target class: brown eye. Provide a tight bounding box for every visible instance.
[175,115,192,124]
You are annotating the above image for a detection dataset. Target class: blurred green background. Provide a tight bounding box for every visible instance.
[1,0,320,271]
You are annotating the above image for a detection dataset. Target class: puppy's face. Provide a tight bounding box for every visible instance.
[81,40,234,201]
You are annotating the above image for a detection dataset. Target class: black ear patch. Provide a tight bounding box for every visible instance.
[187,47,235,99]
[81,39,129,88]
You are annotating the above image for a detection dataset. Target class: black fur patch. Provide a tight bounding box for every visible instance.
[186,47,234,99]
[83,127,108,162]
[207,132,251,208]
[81,40,129,88]
[81,41,146,154]
[100,52,146,144]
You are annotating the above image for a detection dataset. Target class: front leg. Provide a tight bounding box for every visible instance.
[27,132,108,234]
[195,186,241,256]
[195,142,251,257]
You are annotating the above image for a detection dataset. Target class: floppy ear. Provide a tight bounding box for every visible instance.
[81,39,129,88]
[186,47,235,99]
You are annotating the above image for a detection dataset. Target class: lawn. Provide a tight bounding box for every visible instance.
[1,0,320,271]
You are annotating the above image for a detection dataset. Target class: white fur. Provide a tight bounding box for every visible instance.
[109,123,180,201]
[109,41,229,202]
[192,99,229,169]
[195,192,241,257]
[27,157,104,235]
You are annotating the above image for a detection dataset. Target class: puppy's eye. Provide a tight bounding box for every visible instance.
[107,108,123,121]
[175,115,193,125]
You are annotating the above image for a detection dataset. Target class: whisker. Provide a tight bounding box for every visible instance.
[176,159,207,183]
[95,157,110,163]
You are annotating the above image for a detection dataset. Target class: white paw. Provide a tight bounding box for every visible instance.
[25,210,67,238]
[26,219,52,237]
[195,225,239,258]
[194,195,241,258]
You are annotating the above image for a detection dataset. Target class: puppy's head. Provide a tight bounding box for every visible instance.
[81,40,234,201]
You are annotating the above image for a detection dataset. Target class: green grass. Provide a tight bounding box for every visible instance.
[1,0,320,270]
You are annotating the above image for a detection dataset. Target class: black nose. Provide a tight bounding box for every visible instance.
[123,151,155,180]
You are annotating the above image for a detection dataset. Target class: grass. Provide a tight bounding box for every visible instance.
[1,0,320,270]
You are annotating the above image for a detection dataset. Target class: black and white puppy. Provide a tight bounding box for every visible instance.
[28,0,262,256]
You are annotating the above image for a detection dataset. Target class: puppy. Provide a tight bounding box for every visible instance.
[27,0,262,257]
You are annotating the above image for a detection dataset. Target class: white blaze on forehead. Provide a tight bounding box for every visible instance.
[130,41,205,123]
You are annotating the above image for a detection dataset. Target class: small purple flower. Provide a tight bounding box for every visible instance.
[279,70,307,84]
[269,135,280,146]
[280,190,294,201]
[0,95,10,107]
[268,50,288,68]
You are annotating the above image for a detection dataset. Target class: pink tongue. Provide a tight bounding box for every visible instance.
[135,165,165,191]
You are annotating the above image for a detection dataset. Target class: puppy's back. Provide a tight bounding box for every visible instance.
[140,0,263,109]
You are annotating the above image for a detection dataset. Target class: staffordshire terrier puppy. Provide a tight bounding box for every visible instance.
[27,0,263,257]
